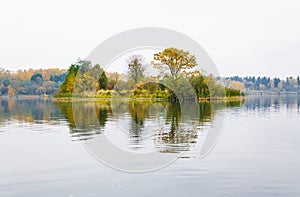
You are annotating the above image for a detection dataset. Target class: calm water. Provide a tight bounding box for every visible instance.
[0,96,300,196]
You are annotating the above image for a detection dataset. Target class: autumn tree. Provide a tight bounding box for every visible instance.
[127,55,145,86]
[151,48,198,101]
[152,47,197,78]
[106,72,121,90]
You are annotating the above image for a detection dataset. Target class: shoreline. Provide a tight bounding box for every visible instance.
[0,95,246,102]
[52,96,246,102]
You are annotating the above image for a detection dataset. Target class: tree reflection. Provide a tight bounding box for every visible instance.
[128,101,151,137]
[0,98,62,124]
[54,101,111,139]
[124,101,216,153]
[0,97,249,153]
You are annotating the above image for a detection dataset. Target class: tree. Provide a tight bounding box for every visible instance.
[152,47,197,78]
[229,81,245,91]
[30,73,43,87]
[95,65,108,90]
[270,79,275,89]
[79,63,107,91]
[98,73,108,89]
[50,73,66,82]
[8,85,15,96]
[274,78,280,88]
[107,72,122,90]
[259,84,265,90]
[59,64,79,93]
[127,55,145,86]
[44,81,57,95]
[1,86,8,95]
[3,79,10,87]
[278,81,283,90]
[151,48,198,101]
[30,73,43,82]
[59,60,109,94]
[189,72,209,99]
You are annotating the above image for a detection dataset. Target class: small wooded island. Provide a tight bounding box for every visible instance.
[4,47,299,101]
[54,47,243,102]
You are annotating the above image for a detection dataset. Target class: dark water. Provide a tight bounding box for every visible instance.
[0,96,299,196]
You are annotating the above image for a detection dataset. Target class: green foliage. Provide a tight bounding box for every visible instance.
[160,74,196,101]
[143,82,160,94]
[59,64,79,94]
[225,88,242,97]
[98,70,108,90]
[114,80,129,91]
[59,60,107,94]
[189,73,209,99]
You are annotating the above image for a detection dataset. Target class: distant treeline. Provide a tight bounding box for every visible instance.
[218,76,300,92]
[0,68,67,96]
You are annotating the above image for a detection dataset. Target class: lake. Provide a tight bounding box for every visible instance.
[0,95,299,196]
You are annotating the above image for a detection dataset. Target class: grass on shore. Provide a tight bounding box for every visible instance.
[53,90,246,102]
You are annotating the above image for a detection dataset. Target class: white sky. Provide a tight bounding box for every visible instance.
[0,0,300,78]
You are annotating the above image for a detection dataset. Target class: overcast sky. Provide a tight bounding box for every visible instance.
[1,0,300,78]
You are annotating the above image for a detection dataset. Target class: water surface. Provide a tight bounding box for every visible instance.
[0,96,299,196]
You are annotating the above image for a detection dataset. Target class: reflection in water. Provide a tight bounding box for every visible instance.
[0,97,234,153]
[0,97,244,153]
[1,96,298,128]
[0,98,64,124]
[243,95,300,114]
[128,101,150,138]
[3,96,299,153]
[54,101,112,139]
[55,100,240,153]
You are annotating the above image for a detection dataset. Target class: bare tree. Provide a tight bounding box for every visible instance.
[127,55,145,86]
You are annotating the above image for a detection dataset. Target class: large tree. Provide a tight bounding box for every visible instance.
[59,63,80,93]
[127,55,145,86]
[151,48,198,101]
[152,47,197,78]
